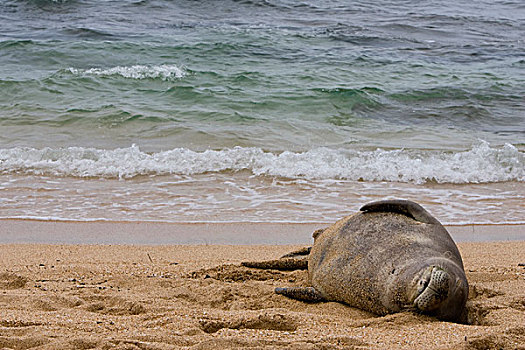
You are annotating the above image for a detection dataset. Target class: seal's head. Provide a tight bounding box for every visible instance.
[407,259,468,322]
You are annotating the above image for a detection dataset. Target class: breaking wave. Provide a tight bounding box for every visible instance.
[68,64,185,81]
[0,141,523,184]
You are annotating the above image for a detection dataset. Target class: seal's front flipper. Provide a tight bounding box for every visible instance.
[241,257,308,270]
[360,199,440,225]
[275,287,325,302]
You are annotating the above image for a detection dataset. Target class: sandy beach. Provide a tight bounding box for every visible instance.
[0,222,524,349]
[2,0,524,348]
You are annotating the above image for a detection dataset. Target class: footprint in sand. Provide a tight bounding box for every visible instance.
[82,295,146,316]
[0,272,27,289]
[198,312,298,333]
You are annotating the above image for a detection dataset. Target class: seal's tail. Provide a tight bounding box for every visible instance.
[241,257,308,270]
[241,246,311,271]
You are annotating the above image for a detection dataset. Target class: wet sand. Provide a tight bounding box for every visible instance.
[0,221,524,349]
[1,219,524,244]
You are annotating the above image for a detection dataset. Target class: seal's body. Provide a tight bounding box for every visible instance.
[243,200,469,322]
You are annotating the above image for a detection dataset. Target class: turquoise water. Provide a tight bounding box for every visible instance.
[0,0,524,225]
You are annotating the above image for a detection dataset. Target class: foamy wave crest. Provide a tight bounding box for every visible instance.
[68,64,185,81]
[0,142,523,183]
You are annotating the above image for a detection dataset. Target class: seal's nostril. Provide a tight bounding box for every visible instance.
[414,268,451,312]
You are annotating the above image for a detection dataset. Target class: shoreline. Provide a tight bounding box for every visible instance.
[0,219,523,244]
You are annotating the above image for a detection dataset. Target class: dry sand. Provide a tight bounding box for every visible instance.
[1,237,524,349]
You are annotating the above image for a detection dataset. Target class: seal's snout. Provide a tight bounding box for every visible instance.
[414,267,450,312]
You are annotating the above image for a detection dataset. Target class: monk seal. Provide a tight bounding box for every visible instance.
[242,200,469,322]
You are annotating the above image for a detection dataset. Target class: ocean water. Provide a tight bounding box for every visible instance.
[0,0,524,225]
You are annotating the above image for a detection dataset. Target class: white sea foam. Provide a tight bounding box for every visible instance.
[0,142,523,183]
[68,64,185,81]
